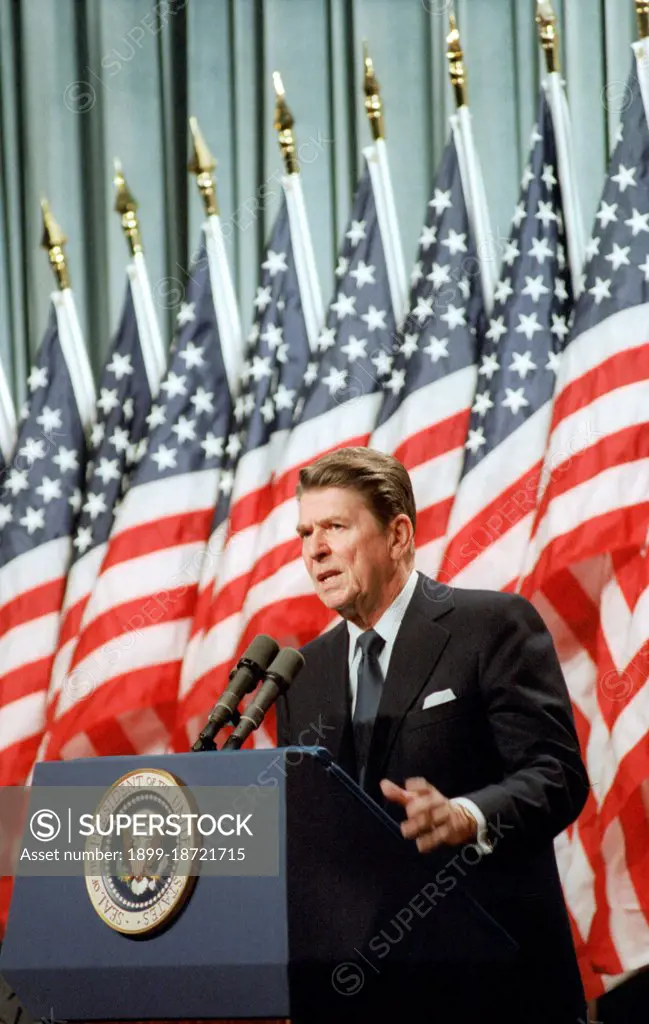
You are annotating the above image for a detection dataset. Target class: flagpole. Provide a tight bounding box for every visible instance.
[0,357,16,462]
[113,159,166,397]
[536,0,586,295]
[446,14,497,315]
[273,71,324,351]
[41,199,95,429]
[363,44,409,326]
[633,2,649,122]
[188,117,244,397]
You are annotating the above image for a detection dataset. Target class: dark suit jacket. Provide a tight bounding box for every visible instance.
[277,573,590,1022]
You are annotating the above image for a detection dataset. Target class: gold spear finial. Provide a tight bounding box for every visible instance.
[40,198,70,290]
[536,0,560,74]
[188,116,219,217]
[273,71,299,175]
[447,12,468,108]
[636,0,649,41]
[363,41,384,141]
[113,158,143,256]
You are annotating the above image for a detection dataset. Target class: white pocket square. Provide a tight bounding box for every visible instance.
[422,688,456,710]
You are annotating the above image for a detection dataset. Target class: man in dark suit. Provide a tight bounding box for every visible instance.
[278,446,590,1024]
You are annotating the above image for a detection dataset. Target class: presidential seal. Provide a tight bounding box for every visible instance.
[84,768,197,936]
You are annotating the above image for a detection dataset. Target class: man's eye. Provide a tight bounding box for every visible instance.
[330,523,344,530]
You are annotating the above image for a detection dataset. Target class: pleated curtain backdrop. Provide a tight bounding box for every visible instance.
[0,0,637,404]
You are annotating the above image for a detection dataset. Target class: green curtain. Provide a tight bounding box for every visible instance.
[0,0,637,405]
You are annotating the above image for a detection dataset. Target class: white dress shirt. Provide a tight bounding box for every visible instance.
[346,568,492,854]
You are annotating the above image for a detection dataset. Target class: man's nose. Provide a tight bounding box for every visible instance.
[307,529,330,560]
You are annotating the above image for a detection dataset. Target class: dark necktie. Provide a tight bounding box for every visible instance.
[352,629,386,788]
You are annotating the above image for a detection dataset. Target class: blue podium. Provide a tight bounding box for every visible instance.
[0,747,517,1022]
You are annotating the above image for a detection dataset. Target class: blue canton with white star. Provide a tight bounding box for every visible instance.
[0,304,86,564]
[292,161,396,424]
[131,237,233,488]
[377,134,484,426]
[71,281,154,561]
[462,91,573,472]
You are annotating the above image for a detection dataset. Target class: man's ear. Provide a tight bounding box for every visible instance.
[389,514,414,560]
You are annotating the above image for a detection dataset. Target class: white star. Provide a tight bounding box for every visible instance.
[522,275,549,303]
[554,278,569,302]
[611,164,636,192]
[605,243,631,271]
[276,342,289,364]
[588,277,612,304]
[0,504,12,527]
[350,260,376,288]
[595,201,618,228]
[250,355,272,381]
[261,323,284,349]
[625,208,649,237]
[35,476,62,504]
[254,285,272,311]
[233,394,247,423]
[97,388,120,414]
[218,470,234,495]
[536,200,557,228]
[516,312,543,341]
[19,437,46,464]
[502,240,520,266]
[53,447,79,473]
[331,292,356,320]
[479,353,500,380]
[4,468,28,496]
[410,261,423,286]
[465,427,486,454]
[68,488,82,514]
[304,361,319,386]
[160,371,187,399]
[423,337,449,363]
[509,351,537,379]
[123,398,134,421]
[109,426,130,453]
[584,236,600,262]
[27,365,48,392]
[442,229,467,256]
[201,432,224,459]
[95,457,121,484]
[427,262,452,290]
[146,404,166,429]
[346,220,366,246]
[511,202,526,229]
[428,188,453,215]
[151,444,177,471]
[176,302,196,326]
[341,335,367,362]
[191,387,214,415]
[440,304,466,330]
[247,323,260,345]
[494,277,514,305]
[74,526,93,553]
[36,406,62,434]
[413,296,434,323]
[261,398,275,424]
[385,369,406,395]
[83,492,108,520]
[179,342,204,369]
[419,225,438,250]
[528,237,554,263]
[335,256,349,278]
[486,316,507,343]
[550,314,570,342]
[171,415,197,443]
[638,254,649,282]
[501,387,529,415]
[540,164,557,189]
[318,326,337,351]
[322,367,348,396]
[530,124,542,145]
[399,334,419,359]
[521,164,534,190]
[274,384,296,410]
[546,350,562,374]
[262,250,288,276]
[472,391,494,417]
[226,433,242,460]
[106,352,133,380]
[371,350,393,376]
[19,506,45,534]
[361,305,387,331]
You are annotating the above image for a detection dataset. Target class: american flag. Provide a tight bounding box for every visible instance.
[370,125,483,575]
[44,224,243,760]
[176,186,313,746]
[0,293,94,785]
[41,264,164,755]
[176,150,400,739]
[439,89,573,591]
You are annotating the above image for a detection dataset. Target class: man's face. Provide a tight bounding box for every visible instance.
[297,487,398,619]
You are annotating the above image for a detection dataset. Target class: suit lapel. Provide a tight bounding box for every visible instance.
[365,575,454,791]
[312,621,356,774]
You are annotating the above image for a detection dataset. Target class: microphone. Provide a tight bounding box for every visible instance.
[222,647,305,750]
[191,634,280,751]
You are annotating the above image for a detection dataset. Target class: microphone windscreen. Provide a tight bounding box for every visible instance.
[266,647,305,686]
[243,633,280,670]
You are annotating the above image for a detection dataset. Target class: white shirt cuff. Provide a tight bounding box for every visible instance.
[450,797,493,855]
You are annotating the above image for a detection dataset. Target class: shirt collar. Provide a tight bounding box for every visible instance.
[347,568,419,653]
